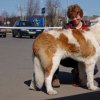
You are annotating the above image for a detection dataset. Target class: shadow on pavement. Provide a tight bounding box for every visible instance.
[95,77,100,87]
[24,72,72,94]
[24,58,76,87]
[24,59,100,95]
[48,91,100,100]
[24,79,47,93]
[24,71,73,86]
[24,80,31,86]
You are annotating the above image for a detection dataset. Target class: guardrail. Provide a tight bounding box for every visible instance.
[0,26,62,30]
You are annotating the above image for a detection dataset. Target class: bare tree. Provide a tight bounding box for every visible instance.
[1,10,9,25]
[1,10,9,18]
[26,0,40,17]
[45,0,61,26]
[17,4,24,20]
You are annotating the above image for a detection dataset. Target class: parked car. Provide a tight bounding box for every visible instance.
[0,22,6,37]
[12,20,43,38]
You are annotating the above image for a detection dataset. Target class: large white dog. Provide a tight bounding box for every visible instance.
[29,19,100,95]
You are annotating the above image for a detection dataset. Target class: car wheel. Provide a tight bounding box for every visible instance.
[34,34,39,38]
[30,35,33,38]
[18,32,22,38]
[3,33,6,38]
[12,32,16,37]
[3,35,6,38]
[12,34,16,37]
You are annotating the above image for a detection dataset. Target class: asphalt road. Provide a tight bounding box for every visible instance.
[0,34,100,100]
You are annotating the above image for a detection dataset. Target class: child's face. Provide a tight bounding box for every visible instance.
[72,14,81,26]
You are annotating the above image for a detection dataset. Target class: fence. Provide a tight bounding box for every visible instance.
[0,26,62,30]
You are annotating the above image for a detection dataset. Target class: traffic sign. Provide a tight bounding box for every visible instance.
[41,8,45,14]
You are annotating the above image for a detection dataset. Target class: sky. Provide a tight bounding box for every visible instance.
[0,0,100,16]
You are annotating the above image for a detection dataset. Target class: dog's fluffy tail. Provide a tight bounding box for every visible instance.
[33,56,44,89]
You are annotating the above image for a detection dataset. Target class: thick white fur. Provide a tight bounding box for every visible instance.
[29,56,44,90]
[78,18,100,87]
[30,18,100,95]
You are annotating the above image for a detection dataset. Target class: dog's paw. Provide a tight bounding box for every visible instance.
[89,86,99,91]
[29,83,35,90]
[29,85,35,90]
[47,89,57,95]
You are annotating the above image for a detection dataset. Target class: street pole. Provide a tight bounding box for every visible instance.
[43,14,45,27]
[42,7,46,27]
[44,14,46,27]
[66,0,69,23]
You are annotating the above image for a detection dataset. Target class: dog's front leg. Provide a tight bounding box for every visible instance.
[85,62,98,90]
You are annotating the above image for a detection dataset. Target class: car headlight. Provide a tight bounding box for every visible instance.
[26,29,29,32]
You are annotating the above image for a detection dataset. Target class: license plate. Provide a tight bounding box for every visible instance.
[29,32,36,34]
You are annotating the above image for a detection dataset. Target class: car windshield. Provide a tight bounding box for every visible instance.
[20,21,32,27]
